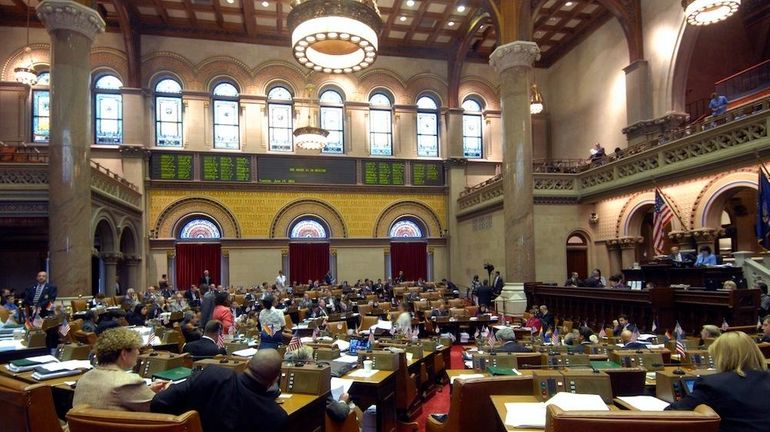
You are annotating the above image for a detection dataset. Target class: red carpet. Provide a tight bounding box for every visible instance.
[398,345,466,431]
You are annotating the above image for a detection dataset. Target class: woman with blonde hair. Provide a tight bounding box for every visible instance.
[666,331,770,431]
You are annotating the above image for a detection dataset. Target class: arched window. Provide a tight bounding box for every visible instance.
[268,86,294,152]
[93,74,123,145]
[179,218,221,239]
[389,219,424,238]
[369,92,393,156]
[212,82,240,149]
[462,98,483,158]
[290,218,328,239]
[155,78,183,147]
[320,89,344,154]
[416,95,439,157]
[32,72,50,143]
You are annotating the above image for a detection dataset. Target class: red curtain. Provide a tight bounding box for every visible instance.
[175,243,221,291]
[289,242,330,284]
[391,242,427,281]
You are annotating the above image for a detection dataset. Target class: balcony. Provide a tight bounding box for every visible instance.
[458,97,770,215]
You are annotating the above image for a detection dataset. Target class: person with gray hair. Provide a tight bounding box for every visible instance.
[151,349,287,432]
[284,346,354,422]
[495,327,531,353]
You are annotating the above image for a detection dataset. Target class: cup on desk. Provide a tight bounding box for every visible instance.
[363,360,373,372]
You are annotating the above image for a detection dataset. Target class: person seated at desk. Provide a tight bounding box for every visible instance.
[169,293,189,313]
[666,331,770,432]
[285,346,355,422]
[582,268,606,287]
[669,246,695,266]
[126,304,147,327]
[184,285,202,309]
[73,327,168,411]
[181,312,202,343]
[759,317,770,343]
[608,273,627,289]
[1,288,21,323]
[151,349,288,432]
[183,319,226,358]
[700,324,721,346]
[81,310,97,333]
[495,327,531,352]
[564,272,581,287]
[758,282,770,318]
[309,299,329,319]
[722,280,738,291]
[538,305,555,332]
[694,245,717,267]
[524,306,542,333]
[96,310,124,335]
[620,330,647,349]
[122,288,140,310]
[613,314,637,336]
[394,302,412,335]
[431,303,449,318]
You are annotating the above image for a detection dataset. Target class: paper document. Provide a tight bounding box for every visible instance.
[336,355,360,364]
[349,368,379,378]
[330,377,355,401]
[545,392,608,412]
[617,396,670,411]
[376,320,393,330]
[26,355,60,363]
[504,393,608,429]
[406,353,413,362]
[449,374,484,384]
[38,360,92,372]
[332,339,350,352]
[233,348,258,357]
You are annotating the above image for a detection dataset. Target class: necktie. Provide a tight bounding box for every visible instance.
[33,284,44,304]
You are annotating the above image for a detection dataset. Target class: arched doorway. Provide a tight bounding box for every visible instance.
[288,216,332,285]
[389,217,428,282]
[626,203,668,263]
[174,216,222,291]
[706,186,759,255]
[565,233,589,279]
[117,226,137,295]
[93,219,116,296]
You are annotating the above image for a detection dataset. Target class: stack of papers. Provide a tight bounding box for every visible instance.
[349,368,379,378]
[332,339,350,352]
[449,373,485,384]
[7,355,60,372]
[504,392,608,428]
[31,360,93,381]
[616,396,670,411]
[232,348,258,357]
[330,377,354,400]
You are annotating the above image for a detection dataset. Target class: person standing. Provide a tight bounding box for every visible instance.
[709,92,729,116]
[24,271,57,316]
[475,279,493,307]
[274,270,286,292]
[492,271,504,297]
[199,270,213,289]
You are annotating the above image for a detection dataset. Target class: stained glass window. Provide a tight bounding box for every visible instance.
[268,86,293,152]
[179,218,221,239]
[320,89,344,154]
[155,78,183,147]
[31,72,50,143]
[416,96,439,157]
[369,93,392,156]
[212,82,240,149]
[290,219,328,239]
[462,98,483,158]
[94,75,123,145]
[389,220,423,238]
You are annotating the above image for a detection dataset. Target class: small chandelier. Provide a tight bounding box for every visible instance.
[294,125,329,150]
[15,1,37,86]
[287,0,382,74]
[682,0,740,26]
[530,83,544,115]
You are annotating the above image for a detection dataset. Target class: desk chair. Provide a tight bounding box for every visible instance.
[67,406,203,432]
[71,299,89,313]
[325,410,360,432]
[604,367,646,397]
[359,315,379,332]
[0,375,64,432]
[327,321,349,337]
[426,376,534,432]
[545,404,720,432]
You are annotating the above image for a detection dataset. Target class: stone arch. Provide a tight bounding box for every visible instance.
[1,43,50,80]
[406,73,449,106]
[141,52,198,90]
[154,197,240,239]
[311,75,359,102]
[254,62,306,96]
[197,56,252,93]
[90,48,129,85]
[270,199,347,238]
[617,190,686,237]
[358,69,408,104]
[693,169,758,229]
[117,217,140,255]
[92,210,118,253]
[459,76,500,110]
[668,21,700,113]
[373,201,442,238]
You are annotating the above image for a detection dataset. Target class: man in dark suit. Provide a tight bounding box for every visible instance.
[620,330,647,349]
[183,320,226,358]
[199,270,213,288]
[151,349,288,432]
[200,285,217,325]
[185,285,202,308]
[613,314,637,336]
[475,279,493,307]
[495,327,531,353]
[24,271,57,316]
[492,271,504,297]
[668,246,695,265]
[538,305,555,332]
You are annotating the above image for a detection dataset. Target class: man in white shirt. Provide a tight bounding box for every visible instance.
[275,270,286,292]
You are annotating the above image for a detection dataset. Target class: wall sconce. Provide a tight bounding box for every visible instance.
[589,212,599,225]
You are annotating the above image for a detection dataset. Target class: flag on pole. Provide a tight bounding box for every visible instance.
[756,167,770,249]
[664,329,672,343]
[474,328,480,339]
[675,332,687,361]
[758,316,763,330]
[674,321,684,339]
[653,189,674,255]
[147,332,157,346]
[216,331,225,349]
[24,316,33,331]
[598,327,606,339]
[59,318,71,337]
[552,327,560,346]
[631,328,640,342]
[368,328,375,346]
[721,319,730,331]
[287,331,302,353]
[487,328,496,349]
[32,314,43,329]
[651,320,658,334]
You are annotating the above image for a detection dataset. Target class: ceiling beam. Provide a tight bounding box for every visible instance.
[242,0,257,37]
[149,0,169,24]
[181,0,198,27]
[382,0,405,39]
[276,0,282,33]
[111,0,142,88]
[212,0,225,29]
[537,8,611,67]
[404,0,432,41]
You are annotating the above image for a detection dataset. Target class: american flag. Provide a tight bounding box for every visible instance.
[598,327,606,339]
[59,318,71,337]
[287,331,302,353]
[32,314,43,329]
[216,332,225,349]
[312,326,320,341]
[674,321,684,339]
[368,328,375,346]
[631,328,640,342]
[487,328,496,348]
[721,319,729,331]
[552,328,560,346]
[653,189,674,255]
[675,335,687,361]
[651,320,658,334]
[147,330,157,346]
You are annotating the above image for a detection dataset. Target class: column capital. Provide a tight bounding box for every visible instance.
[607,236,644,250]
[489,41,540,74]
[101,252,123,264]
[36,0,105,41]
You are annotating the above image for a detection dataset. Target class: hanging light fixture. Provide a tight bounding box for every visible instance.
[530,83,544,115]
[294,84,329,151]
[682,0,740,26]
[287,0,382,74]
[14,0,37,86]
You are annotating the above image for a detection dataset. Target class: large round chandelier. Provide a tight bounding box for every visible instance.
[294,126,330,150]
[288,0,382,74]
[682,0,740,26]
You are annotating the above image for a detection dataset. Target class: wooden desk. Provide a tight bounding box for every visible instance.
[343,369,396,432]
[0,346,49,363]
[490,395,617,432]
[280,392,326,432]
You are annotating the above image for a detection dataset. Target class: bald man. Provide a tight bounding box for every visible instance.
[151,349,287,432]
[620,330,647,350]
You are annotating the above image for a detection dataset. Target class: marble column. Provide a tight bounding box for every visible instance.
[102,253,120,296]
[490,41,540,316]
[606,241,622,275]
[623,60,653,127]
[125,256,141,292]
[619,237,643,269]
[691,228,722,253]
[37,1,105,297]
